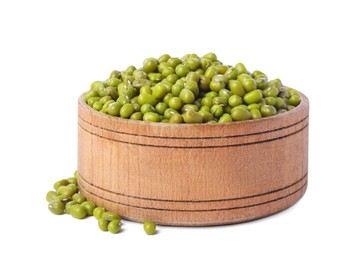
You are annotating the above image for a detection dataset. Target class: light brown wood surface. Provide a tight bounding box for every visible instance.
[78,93,309,226]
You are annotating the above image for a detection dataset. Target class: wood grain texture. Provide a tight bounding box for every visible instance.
[77,93,309,226]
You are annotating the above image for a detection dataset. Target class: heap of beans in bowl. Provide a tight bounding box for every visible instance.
[83,52,301,123]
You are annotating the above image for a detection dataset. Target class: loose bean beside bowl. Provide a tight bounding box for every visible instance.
[46,171,157,235]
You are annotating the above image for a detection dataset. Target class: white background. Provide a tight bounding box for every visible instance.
[1,0,350,259]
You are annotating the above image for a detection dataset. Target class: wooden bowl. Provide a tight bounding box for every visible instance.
[78,93,309,226]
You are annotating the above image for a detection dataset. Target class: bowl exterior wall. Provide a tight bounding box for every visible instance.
[78,94,309,226]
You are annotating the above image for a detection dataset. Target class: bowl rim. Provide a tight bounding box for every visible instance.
[78,91,309,138]
[79,91,308,124]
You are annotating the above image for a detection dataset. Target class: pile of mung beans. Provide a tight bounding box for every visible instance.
[83,53,301,123]
[46,171,156,235]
